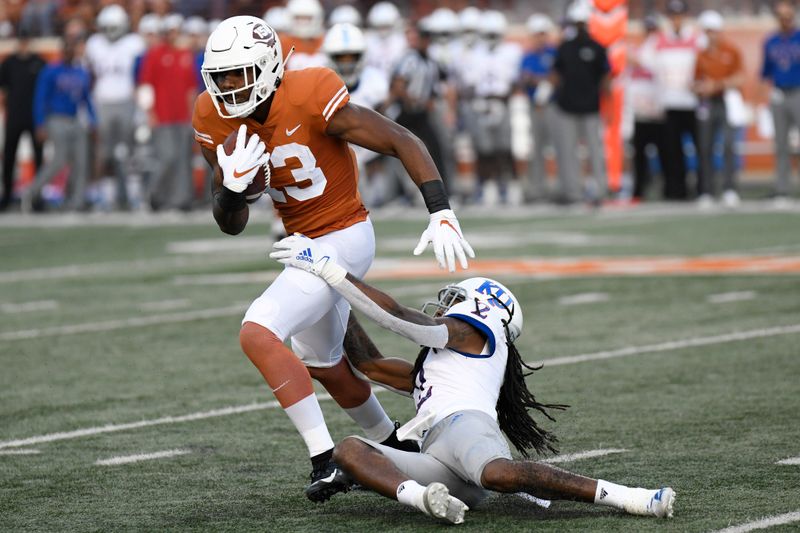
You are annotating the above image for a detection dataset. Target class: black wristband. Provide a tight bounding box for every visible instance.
[419,180,451,214]
[214,187,247,213]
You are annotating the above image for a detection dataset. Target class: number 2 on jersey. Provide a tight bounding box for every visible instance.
[268,142,328,203]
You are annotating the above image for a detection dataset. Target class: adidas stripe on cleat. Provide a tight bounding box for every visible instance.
[422,482,469,524]
[647,487,675,519]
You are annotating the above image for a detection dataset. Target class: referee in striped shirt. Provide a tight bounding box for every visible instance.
[390,23,448,191]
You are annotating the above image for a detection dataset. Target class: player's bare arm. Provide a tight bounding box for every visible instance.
[201,145,249,235]
[325,102,440,188]
[343,314,415,394]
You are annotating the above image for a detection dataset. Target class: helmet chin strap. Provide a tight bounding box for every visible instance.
[221,47,294,118]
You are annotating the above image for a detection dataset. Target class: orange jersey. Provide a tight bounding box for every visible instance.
[192,67,367,238]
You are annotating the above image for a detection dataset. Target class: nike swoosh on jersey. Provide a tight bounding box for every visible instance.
[286,123,301,136]
[233,165,259,179]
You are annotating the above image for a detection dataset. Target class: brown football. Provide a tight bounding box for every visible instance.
[222,129,268,203]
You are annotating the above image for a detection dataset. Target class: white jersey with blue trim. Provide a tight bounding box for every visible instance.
[412,297,508,427]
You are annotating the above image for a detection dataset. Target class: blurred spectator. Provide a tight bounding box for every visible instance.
[0,28,46,211]
[322,22,390,206]
[19,0,57,37]
[468,10,523,206]
[138,13,196,211]
[424,8,460,205]
[25,31,95,212]
[520,13,557,202]
[183,15,209,92]
[694,10,744,208]
[628,14,667,202]
[364,2,408,79]
[390,23,447,194]
[85,5,146,210]
[642,0,704,200]
[281,0,327,71]
[328,4,362,28]
[762,0,800,203]
[551,2,610,205]
[263,6,290,35]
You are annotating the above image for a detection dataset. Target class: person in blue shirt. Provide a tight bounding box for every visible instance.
[24,33,95,212]
[762,0,800,202]
[519,14,557,202]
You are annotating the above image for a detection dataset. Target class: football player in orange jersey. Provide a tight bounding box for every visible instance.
[192,16,475,503]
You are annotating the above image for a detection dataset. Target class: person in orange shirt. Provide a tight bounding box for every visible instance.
[693,10,744,208]
[192,16,474,504]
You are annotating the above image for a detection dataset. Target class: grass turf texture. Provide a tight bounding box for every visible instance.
[1,207,799,532]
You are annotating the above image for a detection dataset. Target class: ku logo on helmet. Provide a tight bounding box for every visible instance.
[476,280,514,309]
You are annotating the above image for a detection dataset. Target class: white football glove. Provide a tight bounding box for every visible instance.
[269,234,347,285]
[413,209,475,272]
[216,124,269,194]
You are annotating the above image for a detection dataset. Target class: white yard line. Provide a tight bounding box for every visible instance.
[0,449,40,455]
[711,511,800,533]
[0,304,247,342]
[535,323,800,368]
[95,449,190,466]
[4,323,800,450]
[0,400,284,449]
[0,300,59,313]
[707,291,757,304]
[138,299,192,312]
[776,457,800,465]
[558,293,610,306]
[540,448,627,464]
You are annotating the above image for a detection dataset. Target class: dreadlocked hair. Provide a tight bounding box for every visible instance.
[497,335,568,457]
[493,297,569,458]
[411,345,429,391]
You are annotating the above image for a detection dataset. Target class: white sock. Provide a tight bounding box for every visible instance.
[344,392,394,442]
[396,480,427,513]
[595,479,652,515]
[284,394,335,457]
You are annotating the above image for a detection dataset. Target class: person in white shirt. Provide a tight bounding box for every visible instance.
[322,22,390,206]
[469,10,524,206]
[85,4,145,209]
[270,234,677,525]
[640,0,705,200]
[364,2,408,79]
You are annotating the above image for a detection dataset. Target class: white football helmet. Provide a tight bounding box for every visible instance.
[423,277,523,342]
[262,7,289,34]
[201,16,284,119]
[527,14,554,35]
[427,7,460,43]
[321,23,366,88]
[329,5,362,28]
[286,0,324,39]
[137,13,162,36]
[183,16,208,37]
[163,13,184,33]
[97,4,129,41]
[367,1,401,35]
[459,7,481,47]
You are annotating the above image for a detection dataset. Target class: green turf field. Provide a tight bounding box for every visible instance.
[1,205,799,532]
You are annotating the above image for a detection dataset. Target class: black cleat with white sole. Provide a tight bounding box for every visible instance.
[305,460,351,503]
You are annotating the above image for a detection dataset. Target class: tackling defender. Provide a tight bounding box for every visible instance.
[271,234,677,524]
[191,16,474,502]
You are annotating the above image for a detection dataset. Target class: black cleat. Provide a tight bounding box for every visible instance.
[380,421,420,453]
[305,460,351,503]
